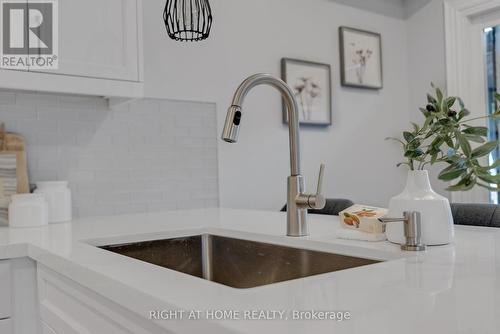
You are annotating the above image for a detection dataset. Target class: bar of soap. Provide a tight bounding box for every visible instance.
[339,204,388,234]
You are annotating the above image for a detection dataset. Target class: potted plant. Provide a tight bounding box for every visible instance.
[386,85,500,245]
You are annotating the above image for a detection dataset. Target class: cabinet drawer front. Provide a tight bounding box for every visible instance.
[0,318,12,334]
[0,260,11,319]
[38,265,167,334]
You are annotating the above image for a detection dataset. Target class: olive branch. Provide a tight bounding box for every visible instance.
[387,84,500,192]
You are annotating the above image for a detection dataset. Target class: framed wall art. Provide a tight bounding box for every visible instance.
[339,27,383,89]
[281,58,332,126]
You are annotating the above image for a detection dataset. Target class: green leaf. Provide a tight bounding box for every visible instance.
[495,92,500,101]
[447,176,476,191]
[446,155,460,163]
[385,137,405,145]
[441,101,448,114]
[462,126,488,136]
[444,136,454,148]
[480,159,500,171]
[430,136,443,148]
[424,131,435,140]
[423,116,434,129]
[446,97,456,108]
[419,108,430,117]
[409,140,421,150]
[427,94,437,104]
[404,149,424,158]
[403,131,414,143]
[471,141,498,158]
[436,88,443,103]
[464,134,486,143]
[477,173,500,184]
[457,97,465,110]
[458,109,470,120]
[438,166,467,181]
[456,131,471,157]
[431,153,438,164]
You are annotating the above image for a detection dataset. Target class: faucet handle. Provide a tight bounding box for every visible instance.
[295,163,327,210]
[316,163,325,195]
[306,163,326,210]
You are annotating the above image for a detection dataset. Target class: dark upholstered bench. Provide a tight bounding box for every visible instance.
[450,203,500,228]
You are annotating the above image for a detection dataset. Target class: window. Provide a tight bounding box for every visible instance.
[484,26,500,204]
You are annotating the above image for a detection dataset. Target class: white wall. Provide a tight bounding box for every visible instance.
[328,0,406,19]
[407,0,446,122]
[407,0,449,197]
[144,0,408,210]
[142,0,411,210]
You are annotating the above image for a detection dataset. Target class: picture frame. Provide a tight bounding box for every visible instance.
[281,58,332,126]
[339,27,383,89]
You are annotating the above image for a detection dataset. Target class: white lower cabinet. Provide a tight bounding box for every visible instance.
[0,260,11,320]
[37,265,170,334]
[10,258,41,334]
[0,318,12,334]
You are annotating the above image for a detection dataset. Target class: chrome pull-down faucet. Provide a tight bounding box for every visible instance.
[221,73,326,237]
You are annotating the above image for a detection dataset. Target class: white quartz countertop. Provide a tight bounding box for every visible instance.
[0,208,499,334]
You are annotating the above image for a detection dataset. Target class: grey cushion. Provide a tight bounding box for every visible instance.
[451,203,500,228]
[280,198,354,216]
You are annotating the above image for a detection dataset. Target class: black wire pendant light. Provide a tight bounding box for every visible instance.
[164,0,213,42]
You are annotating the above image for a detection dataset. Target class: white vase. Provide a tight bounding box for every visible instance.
[386,170,454,246]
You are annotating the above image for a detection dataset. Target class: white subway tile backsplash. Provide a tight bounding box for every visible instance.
[147,200,177,212]
[0,92,16,105]
[0,92,219,217]
[112,202,148,215]
[0,105,37,120]
[37,106,78,121]
[17,93,59,107]
[31,169,58,181]
[16,119,58,134]
[58,95,99,109]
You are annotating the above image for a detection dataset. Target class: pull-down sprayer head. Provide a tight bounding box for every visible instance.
[220,73,301,176]
[221,105,242,143]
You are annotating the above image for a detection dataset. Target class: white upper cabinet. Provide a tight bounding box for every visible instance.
[32,0,140,81]
[0,0,143,99]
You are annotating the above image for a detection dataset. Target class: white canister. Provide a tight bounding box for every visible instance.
[34,181,72,223]
[9,193,49,228]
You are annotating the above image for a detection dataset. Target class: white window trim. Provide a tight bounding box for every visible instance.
[444,0,500,203]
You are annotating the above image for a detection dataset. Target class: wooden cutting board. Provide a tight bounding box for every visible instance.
[0,126,29,194]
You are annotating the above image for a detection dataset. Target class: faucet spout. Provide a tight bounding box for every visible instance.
[221,73,301,176]
[221,73,326,237]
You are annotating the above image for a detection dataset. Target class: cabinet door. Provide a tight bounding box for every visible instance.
[31,0,140,81]
[0,260,11,319]
[38,265,168,334]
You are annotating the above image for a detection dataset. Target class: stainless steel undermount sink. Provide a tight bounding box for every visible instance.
[99,235,380,289]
